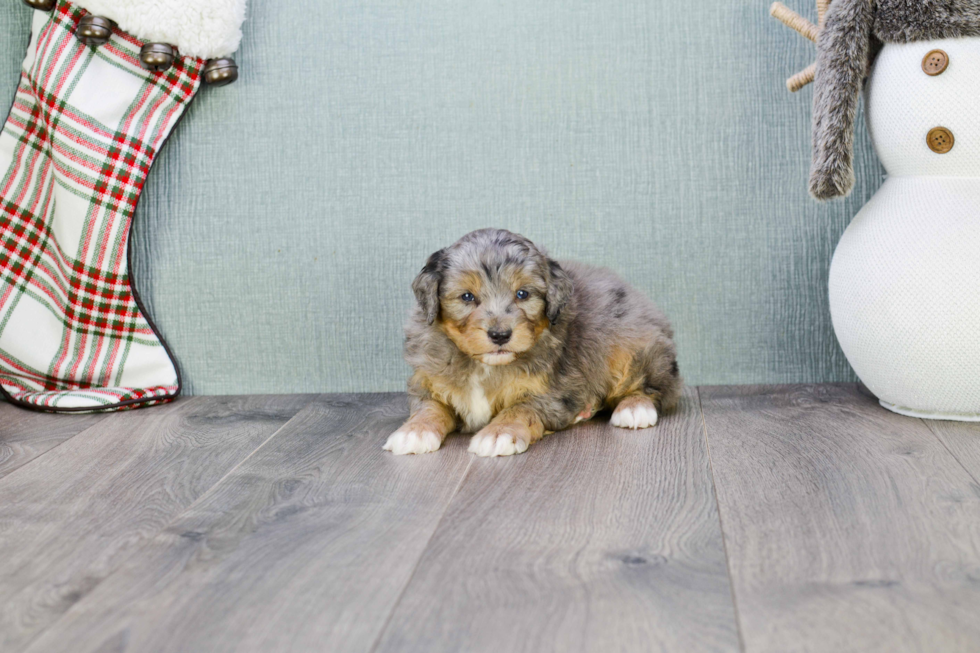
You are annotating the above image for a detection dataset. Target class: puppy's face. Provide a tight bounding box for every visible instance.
[412,229,572,366]
[438,261,548,365]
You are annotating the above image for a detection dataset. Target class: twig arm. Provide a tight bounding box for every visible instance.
[770,2,819,42]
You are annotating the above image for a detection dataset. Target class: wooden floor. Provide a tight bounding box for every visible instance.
[2,385,979,653]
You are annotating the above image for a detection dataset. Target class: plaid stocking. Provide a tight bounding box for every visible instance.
[0,1,204,411]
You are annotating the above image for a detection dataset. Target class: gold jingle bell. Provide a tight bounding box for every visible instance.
[140,43,175,72]
[203,58,238,87]
[77,15,116,47]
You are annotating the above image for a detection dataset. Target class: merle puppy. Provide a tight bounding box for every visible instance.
[384,228,681,457]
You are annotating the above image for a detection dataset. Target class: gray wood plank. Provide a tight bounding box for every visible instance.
[0,394,313,653]
[375,387,740,653]
[0,401,107,480]
[22,393,472,653]
[923,420,980,485]
[700,384,980,653]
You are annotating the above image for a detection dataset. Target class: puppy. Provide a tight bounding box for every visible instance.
[384,228,681,457]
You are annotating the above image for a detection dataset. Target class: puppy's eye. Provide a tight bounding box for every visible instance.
[461,292,475,303]
[515,289,529,300]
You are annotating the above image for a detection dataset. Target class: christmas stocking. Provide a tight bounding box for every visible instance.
[0,0,245,411]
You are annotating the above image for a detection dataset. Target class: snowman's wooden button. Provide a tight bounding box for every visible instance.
[922,50,949,76]
[927,127,954,154]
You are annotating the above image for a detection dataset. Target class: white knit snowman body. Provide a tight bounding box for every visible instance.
[829,37,980,420]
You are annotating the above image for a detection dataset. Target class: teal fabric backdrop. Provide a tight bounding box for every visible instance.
[0,0,882,395]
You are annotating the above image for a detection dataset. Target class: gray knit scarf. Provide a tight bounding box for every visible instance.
[810,0,980,199]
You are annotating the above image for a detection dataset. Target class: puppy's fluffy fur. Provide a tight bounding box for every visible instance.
[384,229,681,457]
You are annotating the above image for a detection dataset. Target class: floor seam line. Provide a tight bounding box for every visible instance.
[155,393,322,527]
[697,386,748,653]
[8,394,317,653]
[920,417,980,487]
[367,454,476,653]
[0,411,115,484]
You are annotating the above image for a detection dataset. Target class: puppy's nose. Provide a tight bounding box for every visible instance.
[487,328,512,346]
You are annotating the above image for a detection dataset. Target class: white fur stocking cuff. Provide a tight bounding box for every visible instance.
[70,0,247,59]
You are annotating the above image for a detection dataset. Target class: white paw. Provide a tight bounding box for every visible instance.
[383,428,443,455]
[611,403,658,429]
[468,429,529,457]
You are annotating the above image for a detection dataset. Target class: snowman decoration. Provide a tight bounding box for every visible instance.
[773,0,980,420]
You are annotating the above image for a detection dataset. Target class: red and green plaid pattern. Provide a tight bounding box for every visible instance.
[0,1,203,411]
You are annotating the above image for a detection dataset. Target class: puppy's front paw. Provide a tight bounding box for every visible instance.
[383,427,443,455]
[468,424,530,457]
[611,398,658,429]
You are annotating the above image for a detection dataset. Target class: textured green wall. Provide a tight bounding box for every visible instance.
[0,0,881,394]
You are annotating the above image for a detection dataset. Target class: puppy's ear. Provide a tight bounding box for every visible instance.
[545,259,572,325]
[412,248,447,325]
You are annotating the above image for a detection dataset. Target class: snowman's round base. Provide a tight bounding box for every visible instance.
[878,400,980,422]
[830,177,980,420]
